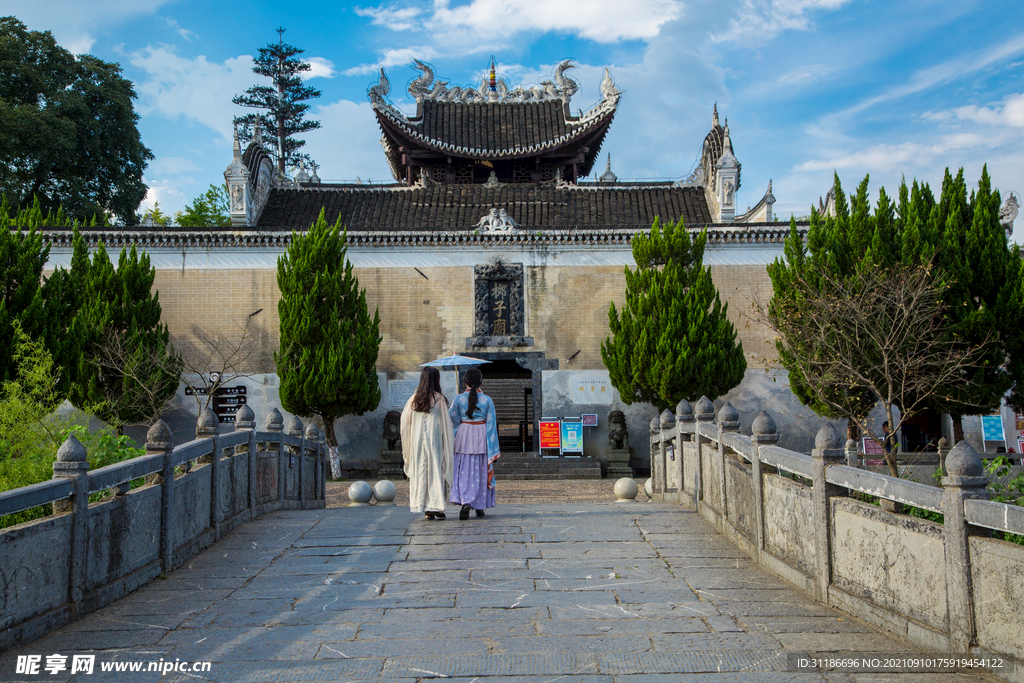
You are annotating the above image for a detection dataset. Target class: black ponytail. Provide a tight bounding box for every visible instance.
[464,367,483,418]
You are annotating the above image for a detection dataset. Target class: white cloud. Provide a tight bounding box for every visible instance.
[140,178,190,217]
[776,64,836,88]
[4,0,171,54]
[301,100,395,183]
[163,17,197,42]
[713,0,853,45]
[148,156,200,176]
[343,46,439,76]
[129,46,254,141]
[305,57,337,79]
[355,5,424,31]
[926,92,1024,129]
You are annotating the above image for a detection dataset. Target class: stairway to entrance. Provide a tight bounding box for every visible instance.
[493,452,602,480]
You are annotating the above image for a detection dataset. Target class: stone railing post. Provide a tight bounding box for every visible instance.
[845,438,861,469]
[316,426,327,501]
[649,410,665,496]
[266,408,284,505]
[676,399,694,499]
[942,440,988,652]
[196,409,220,539]
[235,405,257,516]
[145,420,175,573]
[303,423,321,507]
[659,408,675,497]
[693,396,715,511]
[811,422,844,602]
[52,434,90,610]
[750,411,779,555]
[287,416,303,501]
[716,402,740,521]
[649,415,661,490]
[937,437,950,474]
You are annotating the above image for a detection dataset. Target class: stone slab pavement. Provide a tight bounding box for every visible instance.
[0,496,1003,683]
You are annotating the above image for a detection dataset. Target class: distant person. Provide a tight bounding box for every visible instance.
[400,366,454,520]
[449,367,500,520]
[882,421,897,456]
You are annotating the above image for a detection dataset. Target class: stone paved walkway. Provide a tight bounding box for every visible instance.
[0,500,1001,683]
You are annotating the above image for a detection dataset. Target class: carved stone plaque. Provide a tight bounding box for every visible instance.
[467,261,533,348]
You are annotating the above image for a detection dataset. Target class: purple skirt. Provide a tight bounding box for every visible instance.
[450,452,495,510]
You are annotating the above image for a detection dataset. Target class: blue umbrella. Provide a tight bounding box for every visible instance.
[420,353,491,369]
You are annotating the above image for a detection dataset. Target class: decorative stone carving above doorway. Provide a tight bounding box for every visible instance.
[468,260,533,348]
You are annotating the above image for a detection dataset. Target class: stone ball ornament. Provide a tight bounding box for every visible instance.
[347,481,373,506]
[614,477,639,501]
[644,478,653,499]
[373,480,397,503]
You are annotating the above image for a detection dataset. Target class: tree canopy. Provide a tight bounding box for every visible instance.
[0,16,152,224]
[233,28,321,174]
[276,209,381,478]
[175,184,230,228]
[602,217,746,412]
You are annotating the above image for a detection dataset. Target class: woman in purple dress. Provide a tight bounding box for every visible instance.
[449,368,500,520]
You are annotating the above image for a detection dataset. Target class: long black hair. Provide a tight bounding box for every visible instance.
[464,367,483,418]
[411,366,443,413]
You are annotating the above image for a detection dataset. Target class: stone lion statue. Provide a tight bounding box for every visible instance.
[383,410,402,451]
[608,410,628,449]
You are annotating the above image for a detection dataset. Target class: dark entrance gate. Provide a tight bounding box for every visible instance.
[475,359,533,452]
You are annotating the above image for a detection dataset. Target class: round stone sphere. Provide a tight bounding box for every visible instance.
[347,481,373,506]
[373,480,397,503]
[614,477,638,501]
[644,478,653,498]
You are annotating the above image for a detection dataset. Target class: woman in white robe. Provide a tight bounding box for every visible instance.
[400,366,454,519]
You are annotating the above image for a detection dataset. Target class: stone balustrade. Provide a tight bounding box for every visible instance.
[0,409,326,651]
[651,400,1024,682]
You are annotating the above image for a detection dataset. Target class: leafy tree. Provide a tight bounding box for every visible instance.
[71,243,181,431]
[233,27,321,174]
[602,217,746,411]
[142,201,172,227]
[0,16,152,224]
[767,176,878,437]
[276,209,381,478]
[175,184,230,228]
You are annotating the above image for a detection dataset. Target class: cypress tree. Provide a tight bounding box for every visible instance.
[71,243,181,430]
[276,209,382,478]
[39,227,89,396]
[601,217,745,412]
[0,221,47,383]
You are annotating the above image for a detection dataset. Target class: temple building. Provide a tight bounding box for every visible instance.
[55,58,1005,467]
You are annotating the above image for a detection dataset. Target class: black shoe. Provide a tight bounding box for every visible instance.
[434,511,446,519]
[459,505,470,520]
[425,512,436,520]
[475,509,485,517]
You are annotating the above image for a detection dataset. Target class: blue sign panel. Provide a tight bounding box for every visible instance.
[981,415,1004,442]
[560,419,584,454]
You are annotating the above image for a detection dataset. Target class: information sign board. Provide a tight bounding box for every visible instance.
[561,419,584,454]
[388,380,418,409]
[862,437,884,456]
[539,420,561,450]
[981,415,1005,442]
[582,414,598,427]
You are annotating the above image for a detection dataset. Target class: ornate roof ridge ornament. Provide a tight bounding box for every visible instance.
[599,154,618,184]
[398,59,588,106]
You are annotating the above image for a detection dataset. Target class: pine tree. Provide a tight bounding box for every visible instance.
[276,209,382,478]
[71,243,181,431]
[232,28,321,174]
[602,217,745,412]
[0,221,47,383]
[38,227,90,396]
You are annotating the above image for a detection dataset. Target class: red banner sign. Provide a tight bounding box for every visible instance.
[539,420,561,449]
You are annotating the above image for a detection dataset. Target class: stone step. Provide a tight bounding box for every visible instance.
[499,472,602,480]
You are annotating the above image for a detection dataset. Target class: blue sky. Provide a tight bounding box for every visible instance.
[6,0,1024,239]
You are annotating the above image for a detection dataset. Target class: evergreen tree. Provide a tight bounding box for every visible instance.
[38,227,89,396]
[601,217,746,412]
[0,221,47,384]
[232,28,321,174]
[71,243,181,431]
[276,209,381,478]
[768,176,879,435]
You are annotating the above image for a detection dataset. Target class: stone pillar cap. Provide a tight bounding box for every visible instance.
[660,409,675,429]
[146,420,172,450]
[751,410,777,436]
[56,433,87,462]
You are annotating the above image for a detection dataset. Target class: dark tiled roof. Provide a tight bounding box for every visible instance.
[256,184,712,231]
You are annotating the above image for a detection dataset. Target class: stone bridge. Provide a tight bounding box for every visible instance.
[0,403,1021,682]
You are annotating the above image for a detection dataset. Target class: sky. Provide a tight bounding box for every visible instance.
[6,0,1024,240]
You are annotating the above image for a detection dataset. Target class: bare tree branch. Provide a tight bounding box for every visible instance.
[755,263,992,476]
